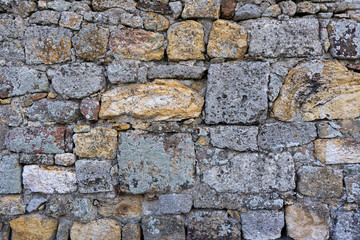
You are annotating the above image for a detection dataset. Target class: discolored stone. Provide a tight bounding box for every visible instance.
[107,60,139,84]
[297,166,343,198]
[70,219,121,240]
[10,215,58,240]
[279,0,297,16]
[0,40,24,61]
[73,24,109,61]
[220,0,236,19]
[207,20,247,59]
[55,153,76,166]
[0,124,8,150]
[24,26,72,64]
[337,0,360,12]
[118,132,196,194]
[263,4,281,17]
[0,16,24,38]
[59,12,83,30]
[80,98,100,121]
[29,10,60,25]
[143,12,169,31]
[142,215,185,240]
[100,80,204,121]
[0,153,21,194]
[0,195,25,215]
[137,0,169,14]
[332,211,360,240]
[273,60,360,121]
[297,1,321,14]
[92,0,136,12]
[148,64,206,79]
[167,21,205,61]
[23,165,76,194]
[20,154,54,165]
[47,0,72,11]
[234,3,263,21]
[73,127,118,159]
[345,174,360,202]
[0,105,22,127]
[182,0,221,19]
[122,224,141,240]
[315,139,360,164]
[98,196,143,218]
[109,28,164,61]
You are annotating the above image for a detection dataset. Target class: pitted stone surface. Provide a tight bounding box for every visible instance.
[80,98,100,121]
[332,211,360,240]
[148,64,206,79]
[345,174,360,202]
[0,124,8,150]
[182,0,221,19]
[142,215,185,240]
[0,153,21,194]
[107,60,139,84]
[158,194,193,214]
[143,12,169,31]
[0,16,24,38]
[0,195,25,215]
[59,12,83,30]
[29,10,60,25]
[0,104,23,127]
[20,154,54,165]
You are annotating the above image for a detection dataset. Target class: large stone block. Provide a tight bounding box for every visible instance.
[332,211,360,240]
[182,0,220,19]
[0,105,23,127]
[118,131,196,194]
[70,219,122,240]
[29,10,60,25]
[0,195,25,215]
[0,153,21,194]
[249,19,322,58]
[158,194,193,215]
[0,16,24,38]
[107,60,139,84]
[142,215,185,240]
[0,40,24,61]
[205,61,269,124]
[143,12,169,31]
[148,64,206,80]
[315,139,360,164]
[98,196,143,218]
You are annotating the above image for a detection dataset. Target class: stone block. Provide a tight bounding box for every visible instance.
[70,219,121,240]
[148,64,206,79]
[315,139,360,164]
[142,215,185,240]
[182,0,221,19]
[98,195,143,218]
[0,195,25,215]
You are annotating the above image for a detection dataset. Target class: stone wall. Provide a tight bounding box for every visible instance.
[0,0,360,239]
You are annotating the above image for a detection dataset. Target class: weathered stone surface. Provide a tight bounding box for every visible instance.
[55,153,76,166]
[221,0,236,19]
[148,64,206,79]
[92,0,136,11]
[0,224,9,240]
[167,21,205,61]
[332,211,360,239]
[234,3,263,20]
[98,196,143,218]
[20,154,54,165]
[26,195,47,213]
[59,12,83,30]
[345,173,360,202]
[263,4,281,17]
[258,122,317,151]
[122,224,141,240]
[56,219,72,240]
[328,19,360,59]
[109,28,164,61]
[207,20,247,59]
[25,99,79,124]
[182,0,220,19]
[0,105,22,127]
[70,219,122,240]
[73,24,109,61]
[24,26,72,64]
[0,16,24,38]
[286,203,329,240]
[143,12,169,31]
[5,127,67,154]
[118,132,196,194]
[76,159,113,193]
[315,139,360,164]
[159,194,193,214]
[273,60,360,121]
[73,128,117,159]
[0,67,48,98]
[337,0,360,12]
[0,40,24,61]
[317,120,360,138]
[205,61,269,124]
[142,215,185,240]
[137,0,169,13]
[0,195,25,215]
[100,80,204,121]
[107,60,139,84]
[121,12,143,28]
[23,165,76,194]
[10,215,58,240]
[0,124,8,150]
[202,152,295,194]
[48,0,72,11]
[249,19,322,58]
[241,210,284,240]
[279,0,297,16]
[185,210,241,239]
[297,1,321,14]
[80,98,100,121]
[52,63,105,99]
[210,126,258,151]
[29,10,60,25]
[297,166,343,198]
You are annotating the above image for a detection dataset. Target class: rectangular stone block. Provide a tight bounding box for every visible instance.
[0,152,21,194]
[0,16,24,38]
[315,139,360,164]
[158,194,193,215]
[0,104,22,127]
[345,174,360,202]
[148,64,206,79]
[98,195,143,219]
[20,154,54,165]
[0,195,25,215]
[142,215,185,240]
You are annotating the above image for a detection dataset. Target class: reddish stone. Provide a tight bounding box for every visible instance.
[221,0,236,19]
[137,0,170,14]
[64,128,73,152]
[80,98,100,121]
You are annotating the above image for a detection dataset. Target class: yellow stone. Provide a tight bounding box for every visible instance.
[143,12,169,31]
[273,60,360,121]
[0,195,25,215]
[196,137,209,146]
[47,92,57,99]
[113,123,131,131]
[207,19,247,59]
[167,21,205,61]
[70,219,121,240]
[133,121,151,130]
[99,79,204,121]
[182,0,220,19]
[98,195,143,218]
[74,125,91,133]
[9,215,58,240]
[0,98,10,104]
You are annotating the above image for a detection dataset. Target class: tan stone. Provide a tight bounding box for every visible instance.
[98,195,143,218]
[9,215,58,240]
[143,12,169,31]
[0,195,25,215]
[273,60,360,121]
[207,20,247,59]
[0,98,10,104]
[286,203,329,240]
[315,138,360,164]
[73,127,118,159]
[70,219,121,240]
[182,0,221,19]
[167,21,205,61]
[109,28,164,61]
[99,79,204,121]
[73,125,90,133]
[113,123,131,131]
[92,0,136,11]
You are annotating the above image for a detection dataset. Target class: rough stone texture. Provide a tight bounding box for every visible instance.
[158,194,193,214]
[315,139,360,164]
[0,16,24,38]
[70,219,122,240]
[148,64,206,79]
[143,12,169,31]
[167,21,205,61]
[122,224,141,240]
[23,165,76,194]
[345,173,360,202]
[0,105,22,127]
[286,203,329,240]
[59,12,83,30]
[142,215,185,240]
[317,120,360,139]
[201,152,295,194]
[273,60,360,121]
[0,40,25,61]
[220,0,236,19]
[0,67,48,98]
[55,153,76,166]
[80,98,100,121]
[258,122,317,151]
[332,211,360,240]
[47,1,72,11]
[241,210,284,240]
[249,19,322,58]
[205,61,269,124]
[73,128,118,160]
[137,0,169,13]
[182,0,220,19]
[24,26,72,64]
[98,195,143,218]
[337,0,360,12]
[118,132,196,194]
[0,124,8,150]
[5,127,67,154]
[207,20,247,59]
[263,5,282,17]
[297,1,321,14]
[109,28,164,61]
[56,219,72,240]
[0,195,25,215]
[234,3,263,21]
[107,60,139,84]
[26,196,47,213]
[297,166,343,198]
[100,80,204,121]
[52,63,105,99]
[20,154,54,165]
[279,0,297,16]
[210,125,258,151]
[29,10,60,25]
[92,0,136,11]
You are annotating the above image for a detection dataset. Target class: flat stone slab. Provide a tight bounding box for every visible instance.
[0,153,21,194]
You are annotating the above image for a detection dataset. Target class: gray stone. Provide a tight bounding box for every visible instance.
[20,154,54,165]
[234,3,263,20]
[55,153,76,166]
[56,219,72,240]
[59,12,83,30]
[118,132,196,194]
[0,195,26,215]
[0,124,8,150]
[0,224,10,240]
[0,40,24,61]
[169,1,182,18]
[47,0,72,11]
[0,16,24,38]
[241,210,284,240]
[258,122,317,151]
[332,211,360,240]
[159,194,193,214]
[337,0,360,12]
[205,61,269,124]
[29,10,60,25]
[0,67,48,98]
[210,125,258,151]
[0,105,22,127]
[26,196,47,212]
[345,174,360,202]
[121,12,143,28]
[279,0,297,16]
[93,0,137,12]
[75,159,114,193]
[201,152,295,194]
[148,64,206,79]
[122,224,141,240]
[249,19,322,58]
[107,60,139,84]
[142,215,185,240]
[0,152,21,194]
[52,63,105,99]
